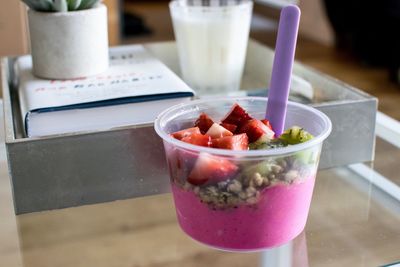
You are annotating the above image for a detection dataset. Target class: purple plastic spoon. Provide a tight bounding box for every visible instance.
[266,5,301,136]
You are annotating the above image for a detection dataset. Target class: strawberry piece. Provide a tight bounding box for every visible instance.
[261,119,273,130]
[212,133,249,150]
[187,153,238,185]
[220,122,238,133]
[194,113,214,134]
[206,123,233,139]
[181,133,212,147]
[239,119,275,142]
[171,127,201,140]
[221,103,252,128]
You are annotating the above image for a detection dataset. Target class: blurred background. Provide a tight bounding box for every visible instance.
[1,0,399,119]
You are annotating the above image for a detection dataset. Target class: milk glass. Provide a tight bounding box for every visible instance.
[170,0,253,94]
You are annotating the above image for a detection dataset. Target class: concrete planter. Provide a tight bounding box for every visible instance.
[27,4,109,79]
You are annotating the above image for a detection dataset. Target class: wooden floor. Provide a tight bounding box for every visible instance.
[295,39,400,120]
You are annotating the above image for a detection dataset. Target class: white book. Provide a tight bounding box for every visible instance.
[16,45,195,138]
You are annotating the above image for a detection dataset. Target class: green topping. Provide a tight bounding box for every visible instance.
[249,126,313,151]
[249,139,288,150]
[279,126,314,145]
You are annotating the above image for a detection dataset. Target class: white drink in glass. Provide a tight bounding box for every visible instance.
[170,0,253,94]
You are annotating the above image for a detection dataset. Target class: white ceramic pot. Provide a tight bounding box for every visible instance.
[27,4,109,79]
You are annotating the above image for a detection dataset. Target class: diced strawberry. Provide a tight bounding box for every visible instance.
[187,153,238,185]
[220,122,238,133]
[261,119,273,130]
[239,119,275,142]
[212,133,249,150]
[194,113,214,134]
[221,103,252,128]
[171,127,201,140]
[181,133,212,147]
[205,123,233,139]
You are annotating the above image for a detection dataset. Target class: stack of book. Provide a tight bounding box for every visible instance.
[16,45,195,138]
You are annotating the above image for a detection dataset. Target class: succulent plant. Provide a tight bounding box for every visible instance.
[21,0,101,12]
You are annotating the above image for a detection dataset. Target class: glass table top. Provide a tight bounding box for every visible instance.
[1,102,400,267]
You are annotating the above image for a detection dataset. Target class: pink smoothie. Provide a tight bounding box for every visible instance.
[171,176,315,251]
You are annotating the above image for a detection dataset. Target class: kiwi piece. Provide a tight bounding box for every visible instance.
[279,126,314,145]
[249,139,288,150]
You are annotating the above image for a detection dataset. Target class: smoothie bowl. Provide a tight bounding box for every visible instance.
[154,97,331,251]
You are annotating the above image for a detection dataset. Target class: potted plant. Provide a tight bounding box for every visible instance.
[21,0,109,79]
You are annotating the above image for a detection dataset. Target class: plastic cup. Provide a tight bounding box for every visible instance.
[154,97,332,251]
[169,0,253,95]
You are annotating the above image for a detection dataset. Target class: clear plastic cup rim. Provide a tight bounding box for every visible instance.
[154,97,332,157]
